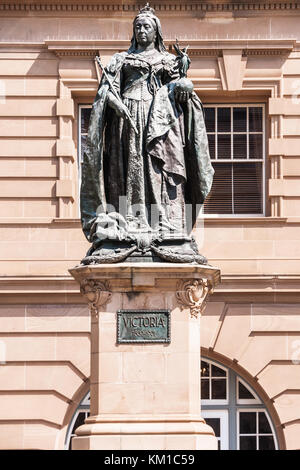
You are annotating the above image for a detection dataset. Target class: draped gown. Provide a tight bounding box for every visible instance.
[80,49,214,261]
[104,50,186,237]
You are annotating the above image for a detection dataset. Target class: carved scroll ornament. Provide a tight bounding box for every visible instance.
[176,279,213,319]
[80,279,112,315]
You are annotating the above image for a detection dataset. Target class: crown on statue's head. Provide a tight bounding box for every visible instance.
[139,3,156,16]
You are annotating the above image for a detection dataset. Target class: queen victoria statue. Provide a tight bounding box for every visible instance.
[80,4,214,265]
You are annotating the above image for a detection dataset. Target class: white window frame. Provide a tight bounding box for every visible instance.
[64,392,90,450]
[203,103,266,218]
[236,377,261,405]
[201,359,229,406]
[202,409,229,450]
[201,358,278,450]
[237,409,278,450]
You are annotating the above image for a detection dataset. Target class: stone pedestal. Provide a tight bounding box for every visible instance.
[69,263,220,450]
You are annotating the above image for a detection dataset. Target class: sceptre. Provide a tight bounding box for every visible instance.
[173,39,191,78]
[95,56,138,135]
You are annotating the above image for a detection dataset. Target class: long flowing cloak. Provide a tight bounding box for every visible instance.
[80,52,214,242]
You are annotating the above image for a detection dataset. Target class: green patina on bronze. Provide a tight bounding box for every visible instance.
[80,4,214,265]
[117,310,170,343]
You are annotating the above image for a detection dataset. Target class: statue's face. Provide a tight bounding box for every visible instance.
[134,17,156,47]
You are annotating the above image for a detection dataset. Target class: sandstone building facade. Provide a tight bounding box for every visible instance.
[0,0,300,450]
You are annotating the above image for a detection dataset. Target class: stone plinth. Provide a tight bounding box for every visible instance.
[69,263,221,450]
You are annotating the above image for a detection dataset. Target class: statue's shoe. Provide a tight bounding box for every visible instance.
[80,245,137,265]
[150,243,208,265]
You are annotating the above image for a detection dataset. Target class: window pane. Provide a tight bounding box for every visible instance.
[205,418,220,437]
[218,107,231,132]
[240,412,257,434]
[233,107,247,132]
[249,107,262,132]
[81,108,91,133]
[73,411,86,432]
[204,163,232,214]
[204,107,215,132]
[238,381,256,400]
[259,412,272,434]
[233,134,247,159]
[201,361,210,377]
[211,379,226,399]
[218,134,231,159]
[249,134,263,159]
[208,134,215,159]
[240,436,257,450]
[233,162,262,214]
[211,364,226,377]
[81,135,87,163]
[201,378,209,399]
[259,436,275,450]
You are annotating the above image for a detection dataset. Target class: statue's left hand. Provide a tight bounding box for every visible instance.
[174,88,191,103]
[174,78,194,104]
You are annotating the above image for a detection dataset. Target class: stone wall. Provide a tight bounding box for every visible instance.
[0,1,300,449]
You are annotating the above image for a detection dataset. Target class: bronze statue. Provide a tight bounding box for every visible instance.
[80,4,214,264]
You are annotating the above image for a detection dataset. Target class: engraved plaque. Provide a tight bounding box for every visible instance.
[117,309,170,344]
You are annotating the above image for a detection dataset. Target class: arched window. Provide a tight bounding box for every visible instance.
[200,358,278,450]
[65,358,278,450]
[65,393,90,450]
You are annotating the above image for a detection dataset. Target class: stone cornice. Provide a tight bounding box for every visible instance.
[69,263,222,292]
[0,2,300,14]
[0,274,300,304]
[46,39,129,58]
[0,216,292,225]
[45,38,296,57]
[1,38,296,58]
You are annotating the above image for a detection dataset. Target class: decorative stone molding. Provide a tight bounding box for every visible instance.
[176,278,213,319]
[244,49,291,56]
[80,279,111,315]
[45,39,295,60]
[4,272,300,304]
[188,39,295,57]
[189,50,221,57]
[1,3,300,14]
[53,50,99,58]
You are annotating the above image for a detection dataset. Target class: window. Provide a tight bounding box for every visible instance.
[237,377,260,405]
[78,105,92,198]
[201,360,228,404]
[203,105,265,216]
[201,359,277,450]
[238,410,276,450]
[65,359,278,450]
[65,393,90,450]
[203,410,228,450]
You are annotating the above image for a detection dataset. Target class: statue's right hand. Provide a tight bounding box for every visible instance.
[113,103,129,119]
[107,93,129,119]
